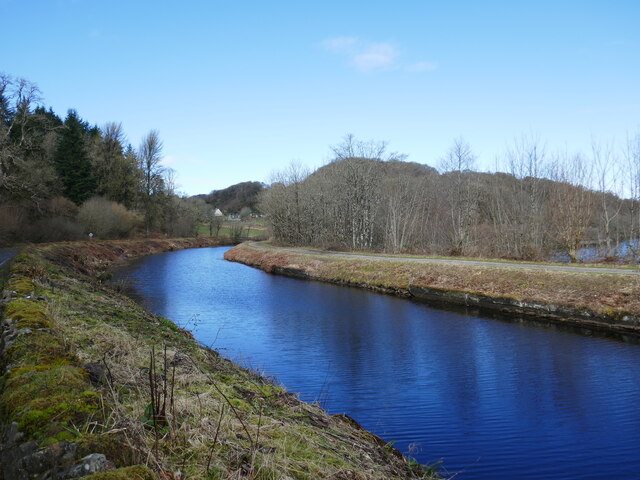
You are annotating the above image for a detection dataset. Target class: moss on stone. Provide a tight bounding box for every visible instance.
[5,275,35,296]
[77,433,139,469]
[83,465,156,480]
[5,298,52,330]
[1,362,99,442]
[3,330,70,368]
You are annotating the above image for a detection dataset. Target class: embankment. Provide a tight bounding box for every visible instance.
[0,239,426,479]
[225,243,640,341]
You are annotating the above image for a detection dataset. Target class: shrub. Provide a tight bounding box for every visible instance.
[48,196,78,218]
[28,217,84,242]
[77,197,141,239]
[0,204,25,245]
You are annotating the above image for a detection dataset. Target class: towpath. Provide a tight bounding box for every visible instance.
[248,242,640,275]
[0,248,19,269]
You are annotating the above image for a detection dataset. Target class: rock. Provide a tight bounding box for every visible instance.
[1,422,78,480]
[84,362,107,386]
[61,453,114,478]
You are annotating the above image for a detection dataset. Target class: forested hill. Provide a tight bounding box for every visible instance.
[194,181,265,214]
[262,142,640,263]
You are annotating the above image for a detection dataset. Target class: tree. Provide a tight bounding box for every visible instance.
[0,74,61,212]
[548,153,594,262]
[138,130,165,234]
[260,161,310,245]
[439,137,478,255]
[503,135,548,258]
[623,133,640,258]
[207,209,224,236]
[592,139,623,256]
[53,110,96,205]
[380,161,434,253]
[93,122,141,207]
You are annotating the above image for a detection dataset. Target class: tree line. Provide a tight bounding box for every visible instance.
[261,134,640,262]
[0,73,212,245]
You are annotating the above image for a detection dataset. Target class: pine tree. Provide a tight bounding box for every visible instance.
[54,110,96,204]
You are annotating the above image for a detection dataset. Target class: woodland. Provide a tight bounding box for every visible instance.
[261,134,640,262]
[2,73,640,262]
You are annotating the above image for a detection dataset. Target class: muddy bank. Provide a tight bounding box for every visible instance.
[0,239,426,479]
[225,243,640,341]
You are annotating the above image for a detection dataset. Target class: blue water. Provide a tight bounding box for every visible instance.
[113,247,640,480]
[553,239,640,263]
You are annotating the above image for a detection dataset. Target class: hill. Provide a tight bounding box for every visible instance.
[195,181,265,214]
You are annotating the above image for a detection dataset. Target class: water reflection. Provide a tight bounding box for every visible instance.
[113,247,640,480]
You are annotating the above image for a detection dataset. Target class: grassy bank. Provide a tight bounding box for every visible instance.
[225,243,640,340]
[0,239,429,479]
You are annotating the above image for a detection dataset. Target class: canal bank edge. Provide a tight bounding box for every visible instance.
[225,243,640,342]
[0,239,429,480]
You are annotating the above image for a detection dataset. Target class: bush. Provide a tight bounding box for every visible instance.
[48,196,78,218]
[28,217,84,242]
[77,197,141,239]
[166,216,197,237]
[0,205,26,245]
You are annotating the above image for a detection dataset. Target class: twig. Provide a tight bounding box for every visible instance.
[170,358,176,423]
[184,354,254,448]
[255,404,263,446]
[206,404,226,474]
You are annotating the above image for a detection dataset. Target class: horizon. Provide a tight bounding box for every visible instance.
[2,0,639,196]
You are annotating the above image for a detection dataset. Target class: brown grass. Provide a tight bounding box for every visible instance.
[225,244,640,323]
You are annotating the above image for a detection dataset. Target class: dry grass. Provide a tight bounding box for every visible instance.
[226,244,640,321]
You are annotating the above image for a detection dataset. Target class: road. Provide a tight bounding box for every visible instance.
[248,242,640,275]
[0,248,19,269]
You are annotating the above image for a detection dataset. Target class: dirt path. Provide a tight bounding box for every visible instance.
[248,242,640,275]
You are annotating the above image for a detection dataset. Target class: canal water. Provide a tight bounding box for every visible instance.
[113,246,640,480]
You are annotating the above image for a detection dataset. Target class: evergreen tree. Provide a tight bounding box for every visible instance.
[53,110,96,204]
[92,123,141,208]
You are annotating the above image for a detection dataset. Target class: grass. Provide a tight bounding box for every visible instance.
[0,239,430,479]
[197,220,268,239]
[254,241,640,270]
[226,243,640,329]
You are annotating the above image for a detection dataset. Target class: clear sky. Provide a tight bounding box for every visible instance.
[2,0,639,195]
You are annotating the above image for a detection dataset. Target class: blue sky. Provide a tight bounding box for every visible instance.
[2,0,639,195]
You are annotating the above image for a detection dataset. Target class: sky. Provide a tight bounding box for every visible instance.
[2,0,639,195]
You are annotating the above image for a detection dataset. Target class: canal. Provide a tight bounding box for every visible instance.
[113,246,640,480]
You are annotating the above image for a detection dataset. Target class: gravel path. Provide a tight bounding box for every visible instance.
[248,242,640,275]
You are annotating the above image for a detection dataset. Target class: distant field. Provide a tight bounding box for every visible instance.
[196,220,268,239]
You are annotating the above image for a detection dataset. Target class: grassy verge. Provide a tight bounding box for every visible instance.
[0,239,430,479]
[225,243,640,339]
[254,242,640,270]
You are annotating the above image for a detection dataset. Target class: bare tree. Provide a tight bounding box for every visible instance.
[623,133,640,258]
[138,130,165,235]
[548,152,594,262]
[592,139,623,256]
[382,162,432,253]
[439,137,478,255]
[0,74,61,213]
[503,135,548,258]
[260,161,310,244]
